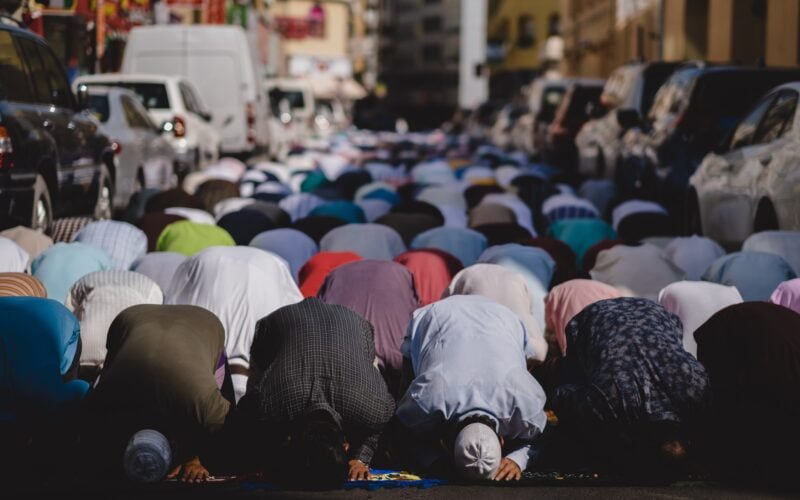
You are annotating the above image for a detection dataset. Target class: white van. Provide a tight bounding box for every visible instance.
[121,25,269,156]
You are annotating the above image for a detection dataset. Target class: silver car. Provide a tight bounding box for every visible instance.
[575,62,683,178]
[689,82,800,248]
[85,87,176,209]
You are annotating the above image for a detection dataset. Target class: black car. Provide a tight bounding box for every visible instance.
[543,81,605,172]
[0,20,114,232]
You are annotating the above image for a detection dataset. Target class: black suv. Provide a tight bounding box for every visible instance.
[0,20,114,232]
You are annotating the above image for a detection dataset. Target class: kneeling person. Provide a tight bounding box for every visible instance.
[238,298,395,489]
[397,295,547,480]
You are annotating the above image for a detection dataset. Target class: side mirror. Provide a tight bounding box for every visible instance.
[75,84,89,111]
[616,108,641,130]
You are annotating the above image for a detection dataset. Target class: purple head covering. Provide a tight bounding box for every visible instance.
[317,260,419,371]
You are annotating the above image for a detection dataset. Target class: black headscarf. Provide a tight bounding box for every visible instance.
[217,209,276,245]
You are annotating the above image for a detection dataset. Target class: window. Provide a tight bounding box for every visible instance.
[728,94,774,150]
[548,13,561,36]
[0,32,34,103]
[87,94,110,123]
[37,43,72,108]
[84,82,170,110]
[179,82,202,115]
[121,95,154,130]
[517,15,536,48]
[422,44,442,62]
[17,39,50,104]
[422,16,442,34]
[752,90,798,144]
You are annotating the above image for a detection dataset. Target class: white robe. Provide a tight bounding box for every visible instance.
[166,247,303,400]
[658,281,743,357]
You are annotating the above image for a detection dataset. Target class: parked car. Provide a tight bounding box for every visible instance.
[265,78,315,160]
[74,73,220,173]
[543,79,605,171]
[689,82,800,247]
[575,61,684,178]
[0,22,114,232]
[314,97,349,137]
[511,77,572,156]
[622,66,800,185]
[490,101,528,150]
[121,25,270,157]
[84,86,175,210]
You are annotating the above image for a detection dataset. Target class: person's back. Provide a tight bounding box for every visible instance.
[240,298,395,487]
[90,304,230,435]
[398,295,545,438]
[245,298,393,427]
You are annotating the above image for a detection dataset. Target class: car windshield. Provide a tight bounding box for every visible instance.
[270,89,305,109]
[87,94,110,122]
[565,86,603,119]
[83,82,170,109]
[685,70,800,152]
[647,68,702,122]
[641,63,681,115]
[539,87,566,122]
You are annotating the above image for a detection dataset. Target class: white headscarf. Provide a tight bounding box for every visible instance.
[67,270,163,368]
[480,193,537,236]
[590,244,686,301]
[663,236,726,281]
[0,236,30,272]
[743,230,800,276]
[131,252,188,293]
[166,247,303,400]
[611,199,668,230]
[658,281,743,357]
[444,263,547,362]
[320,223,406,261]
[164,207,216,225]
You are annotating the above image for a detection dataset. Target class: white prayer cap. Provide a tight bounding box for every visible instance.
[453,422,502,480]
[123,429,172,483]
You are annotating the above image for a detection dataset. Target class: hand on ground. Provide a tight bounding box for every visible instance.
[348,459,371,481]
[167,456,210,483]
[493,457,521,481]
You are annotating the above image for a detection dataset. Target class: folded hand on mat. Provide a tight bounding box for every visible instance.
[167,456,210,483]
[348,459,371,481]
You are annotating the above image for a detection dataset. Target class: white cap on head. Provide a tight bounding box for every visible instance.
[453,422,502,480]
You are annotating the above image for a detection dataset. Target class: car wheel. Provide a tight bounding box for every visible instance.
[135,167,146,192]
[31,174,53,233]
[754,198,779,233]
[685,188,703,236]
[93,165,113,220]
[596,146,606,177]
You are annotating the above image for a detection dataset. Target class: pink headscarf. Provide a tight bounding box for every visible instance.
[545,279,623,356]
[770,279,800,315]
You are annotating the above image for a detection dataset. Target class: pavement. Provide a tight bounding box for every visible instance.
[7,474,794,499]
[12,483,788,499]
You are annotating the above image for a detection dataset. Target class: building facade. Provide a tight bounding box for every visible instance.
[562,0,800,78]
[378,0,462,129]
[663,0,799,67]
[486,0,561,98]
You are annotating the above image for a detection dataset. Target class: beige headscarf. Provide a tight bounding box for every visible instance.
[0,226,53,260]
[545,279,624,356]
[443,263,547,362]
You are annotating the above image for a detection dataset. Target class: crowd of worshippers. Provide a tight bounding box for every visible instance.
[1,137,799,490]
